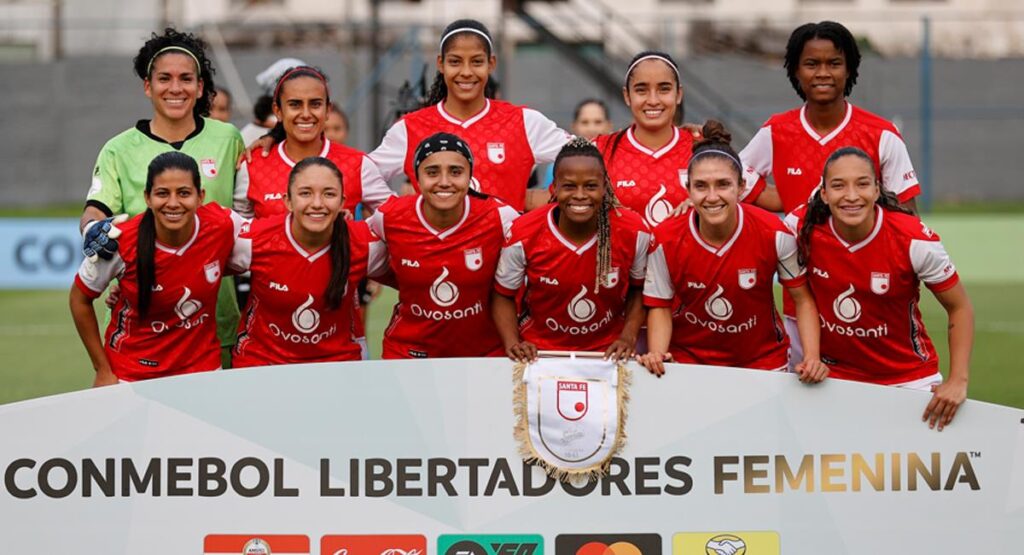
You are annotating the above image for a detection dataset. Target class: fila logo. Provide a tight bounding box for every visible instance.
[616,180,637,188]
[813,267,830,279]
[263,192,284,201]
[401,259,420,268]
[270,281,289,292]
[687,281,706,289]
[539,276,560,286]
[786,167,803,176]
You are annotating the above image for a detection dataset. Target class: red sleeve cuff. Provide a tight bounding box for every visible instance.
[643,295,673,308]
[74,275,103,299]
[629,277,645,287]
[742,176,767,204]
[925,272,959,293]
[494,282,519,297]
[780,274,808,289]
[897,184,921,203]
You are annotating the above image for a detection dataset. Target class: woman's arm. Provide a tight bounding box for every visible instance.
[637,306,672,377]
[605,286,644,362]
[922,282,974,431]
[788,282,829,383]
[491,290,536,363]
[69,286,117,387]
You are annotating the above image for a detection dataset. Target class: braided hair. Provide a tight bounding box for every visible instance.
[133,28,217,118]
[552,136,622,294]
[796,147,913,266]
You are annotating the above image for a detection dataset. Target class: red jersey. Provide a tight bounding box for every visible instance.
[739,102,921,213]
[368,194,518,358]
[595,126,694,228]
[795,206,958,385]
[234,138,393,219]
[368,99,570,211]
[643,205,805,370]
[229,214,387,367]
[74,204,242,381]
[495,204,651,352]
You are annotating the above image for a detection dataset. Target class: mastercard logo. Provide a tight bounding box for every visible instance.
[575,542,644,555]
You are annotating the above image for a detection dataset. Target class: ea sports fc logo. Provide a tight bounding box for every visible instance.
[833,284,862,324]
[439,534,543,555]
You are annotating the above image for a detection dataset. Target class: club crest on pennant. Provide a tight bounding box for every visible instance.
[464,247,483,271]
[204,261,221,283]
[738,268,756,290]
[200,158,218,178]
[871,272,890,295]
[487,142,506,164]
[514,356,629,479]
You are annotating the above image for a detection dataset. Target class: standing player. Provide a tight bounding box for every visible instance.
[368,19,570,212]
[637,123,827,381]
[738,21,923,365]
[325,105,350,145]
[795,147,972,430]
[493,137,651,362]
[595,51,695,228]
[233,66,393,219]
[368,133,518,359]
[80,29,245,362]
[231,157,388,366]
[70,153,243,385]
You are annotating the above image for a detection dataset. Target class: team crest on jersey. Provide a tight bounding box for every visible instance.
[487,142,506,164]
[200,158,218,178]
[738,268,757,289]
[464,247,483,271]
[204,261,221,283]
[871,272,890,295]
[678,169,688,187]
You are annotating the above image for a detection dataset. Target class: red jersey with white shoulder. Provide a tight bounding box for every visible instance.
[368,194,518,358]
[796,206,958,385]
[229,214,386,366]
[595,127,693,228]
[495,204,651,352]
[74,204,241,381]
[643,205,805,369]
[368,99,570,211]
[739,102,921,213]
[233,138,393,219]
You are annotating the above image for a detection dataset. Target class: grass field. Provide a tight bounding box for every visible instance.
[1,213,1021,408]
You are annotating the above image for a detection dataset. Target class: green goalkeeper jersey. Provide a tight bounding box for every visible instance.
[86,116,244,215]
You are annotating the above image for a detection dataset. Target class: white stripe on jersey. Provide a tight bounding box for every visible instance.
[523,108,572,164]
[367,119,408,181]
[738,125,773,200]
[358,156,396,210]
[879,128,920,196]
[775,230,804,282]
[495,241,527,292]
[630,231,651,281]
[642,244,673,301]
[233,160,254,218]
[910,238,956,285]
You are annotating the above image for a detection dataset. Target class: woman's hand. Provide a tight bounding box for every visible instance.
[236,134,276,169]
[636,351,672,377]
[923,377,967,431]
[604,336,636,362]
[93,367,118,387]
[506,341,538,364]
[794,358,829,384]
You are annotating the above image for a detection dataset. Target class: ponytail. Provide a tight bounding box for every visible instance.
[325,217,351,310]
[136,210,157,317]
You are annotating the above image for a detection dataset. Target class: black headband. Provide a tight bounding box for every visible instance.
[413,132,474,175]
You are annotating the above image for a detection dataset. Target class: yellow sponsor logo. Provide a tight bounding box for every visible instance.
[673,532,779,555]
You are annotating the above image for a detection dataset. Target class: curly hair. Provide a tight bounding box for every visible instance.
[132,28,217,117]
[783,21,861,101]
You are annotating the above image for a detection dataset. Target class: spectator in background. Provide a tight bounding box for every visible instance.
[572,98,613,140]
[325,104,350,145]
[239,94,276,146]
[211,87,232,123]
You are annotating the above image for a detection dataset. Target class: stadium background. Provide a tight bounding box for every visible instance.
[0,0,1021,407]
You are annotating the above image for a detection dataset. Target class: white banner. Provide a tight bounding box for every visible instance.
[0,359,1022,554]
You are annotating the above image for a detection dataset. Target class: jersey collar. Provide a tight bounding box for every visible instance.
[626,126,680,160]
[547,206,598,255]
[799,101,853,146]
[436,99,491,128]
[155,214,200,255]
[415,195,471,240]
[689,203,744,257]
[828,205,883,252]
[278,138,332,168]
[284,214,331,262]
[135,114,206,151]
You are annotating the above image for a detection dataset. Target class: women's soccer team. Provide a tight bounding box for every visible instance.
[71,19,974,431]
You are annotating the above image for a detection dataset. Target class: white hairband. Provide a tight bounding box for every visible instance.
[625,54,680,84]
[689,148,741,169]
[439,27,493,53]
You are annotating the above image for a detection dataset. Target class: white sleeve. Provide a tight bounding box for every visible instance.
[359,156,396,211]
[879,129,920,199]
[366,239,390,279]
[497,205,520,237]
[367,120,409,181]
[365,211,386,243]
[775,230,804,283]
[228,236,252,274]
[76,253,125,296]
[233,161,254,218]
[782,211,800,234]
[642,244,674,301]
[910,239,957,285]
[494,241,527,293]
[738,126,773,199]
[630,231,652,282]
[523,108,571,164]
